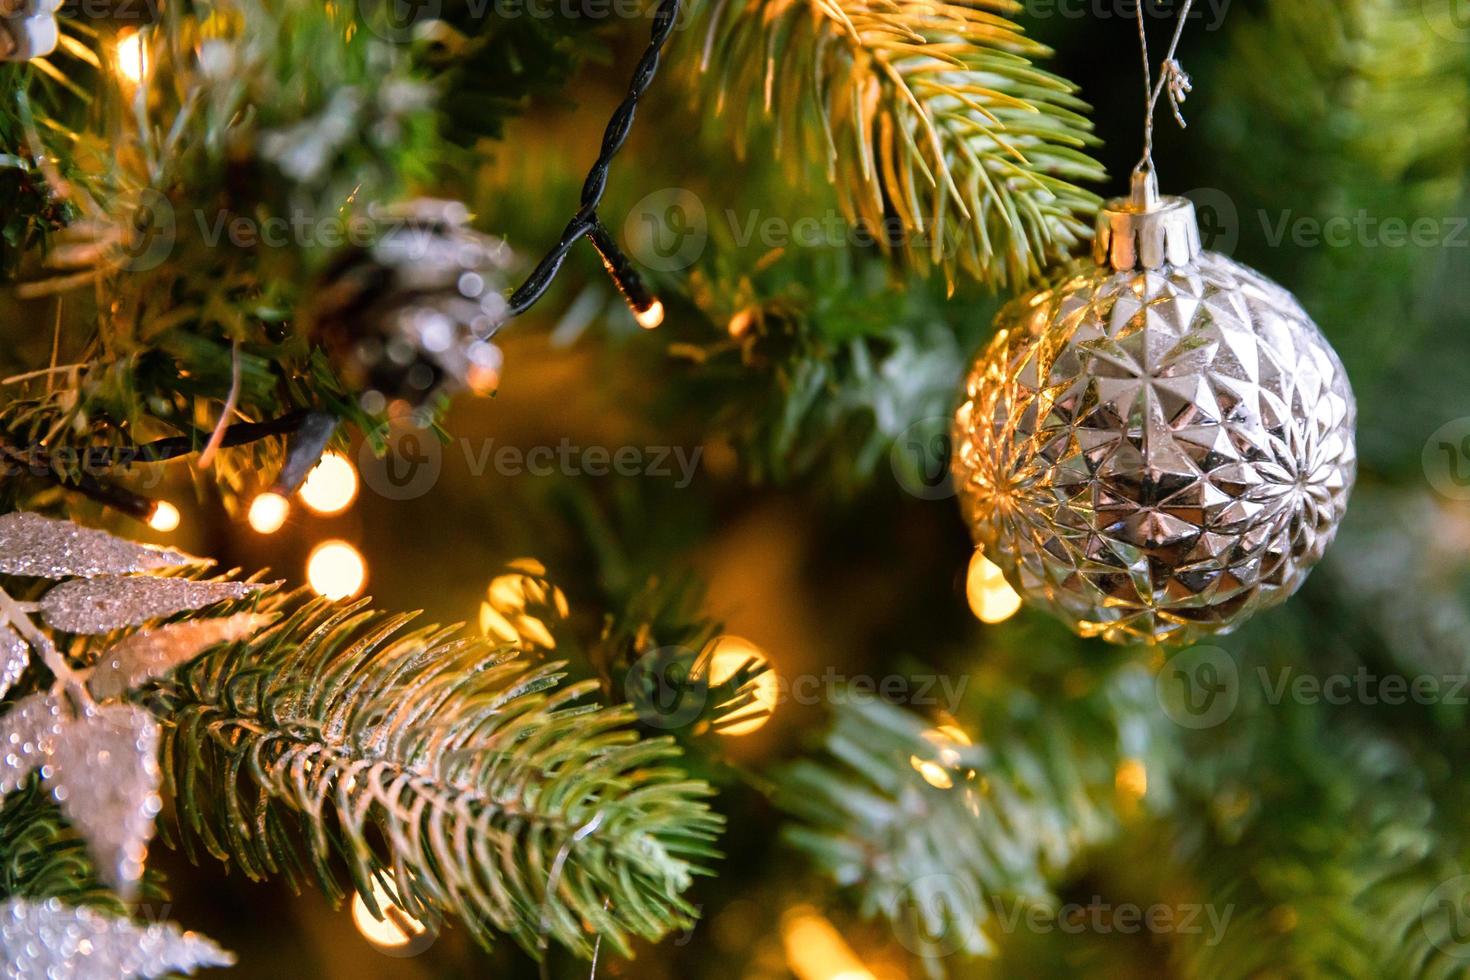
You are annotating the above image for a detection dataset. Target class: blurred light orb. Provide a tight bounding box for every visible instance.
[965,550,1021,624]
[299,452,358,515]
[706,635,778,736]
[781,906,876,980]
[116,29,149,84]
[307,540,366,599]
[351,880,435,957]
[1116,758,1148,800]
[146,500,180,533]
[247,492,290,534]
[910,724,973,790]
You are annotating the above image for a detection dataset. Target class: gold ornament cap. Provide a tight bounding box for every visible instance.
[1092,170,1201,271]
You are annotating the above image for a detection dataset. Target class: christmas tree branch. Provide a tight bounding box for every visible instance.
[777,664,1176,969]
[144,595,723,961]
[692,0,1105,287]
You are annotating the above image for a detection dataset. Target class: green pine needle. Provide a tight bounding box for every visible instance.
[691,0,1105,288]
[144,594,723,962]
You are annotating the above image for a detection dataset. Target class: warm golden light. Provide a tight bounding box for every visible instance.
[634,299,665,330]
[307,540,366,599]
[247,492,290,534]
[705,635,778,736]
[146,500,180,533]
[299,452,358,515]
[910,724,973,789]
[115,30,149,85]
[479,562,566,651]
[351,880,430,953]
[1116,758,1148,800]
[966,550,1022,624]
[782,907,876,980]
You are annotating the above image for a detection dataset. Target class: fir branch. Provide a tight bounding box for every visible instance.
[777,664,1176,971]
[692,0,1104,287]
[0,782,165,914]
[143,595,723,961]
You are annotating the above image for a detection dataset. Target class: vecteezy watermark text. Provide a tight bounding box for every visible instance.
[464,438,702,488]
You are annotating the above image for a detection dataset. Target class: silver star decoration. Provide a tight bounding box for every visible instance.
[39,577,264,635]
[0,513,195,579]
[952,251,1356,644]
[0,898,233,979]
[89,612,273,700]
[44,704,162,897]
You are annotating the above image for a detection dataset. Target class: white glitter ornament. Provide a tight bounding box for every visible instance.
[0,512,194,579]
[951,173,1356,644]
[89,612,273,699]
[44,703,163,897]
[0,624,27,700]
[39,577,264,634]
[0,693,63,794]
[0,898,233,979]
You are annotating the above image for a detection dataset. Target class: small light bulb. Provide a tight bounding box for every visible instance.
[247,492,290,534]
[634,299,665,330]
[147,500,180,532]
[966,550,1022,624]
[299,452,358,516]
[307,540,366,600]
[116,30,149,85]
[704,636,778,736]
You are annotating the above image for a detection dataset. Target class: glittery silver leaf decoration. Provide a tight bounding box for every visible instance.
[0,693,62,795]
[44,704,162,897]
[0,897,233,979]
[39,577,264,635]
[952,251,1356,645]
[0,623,27,701]
[89,613,273,700]
[0,513,195,579]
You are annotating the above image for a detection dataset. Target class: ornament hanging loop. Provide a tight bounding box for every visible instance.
[1131,0,1197,184]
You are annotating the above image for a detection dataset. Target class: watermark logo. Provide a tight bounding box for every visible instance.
[1156,644,1239,729]
[1423,417,1470,501]
[357,423,444,501]
[624,187,708,272]
[891,416,955,500]
[1184,187,1239,256]
[358,0,444,42]
[890,874,985,959]
[116,188,176,273]
[625,646,709,730]
[1422,0,1470,42]
[1422,874,1470,959]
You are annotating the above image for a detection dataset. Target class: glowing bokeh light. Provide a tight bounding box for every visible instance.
[247,492,290,534]
[782,907,877,980]
[910,724,973,789]
[146,500,180,533]
[351,879,432,955]
[705,635,778,736]
[115,30,149,84]
[307,540,366,599]
[966,549,1022,624]
[299,452,358,515]
[1116,758,1148,799]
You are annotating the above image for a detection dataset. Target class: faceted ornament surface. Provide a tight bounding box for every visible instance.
[951,252,1356,644]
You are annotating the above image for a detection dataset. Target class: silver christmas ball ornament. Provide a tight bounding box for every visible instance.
[952,173,1356,644]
